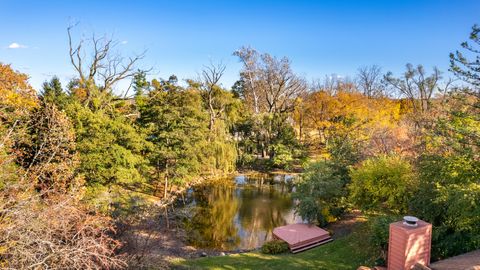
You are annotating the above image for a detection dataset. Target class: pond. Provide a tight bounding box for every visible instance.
[181,174,302,251]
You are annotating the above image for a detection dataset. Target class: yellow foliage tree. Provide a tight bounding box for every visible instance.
[0,63,38,122]
[295,89,403,155]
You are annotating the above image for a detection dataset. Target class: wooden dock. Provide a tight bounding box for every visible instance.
[273,223,332,253]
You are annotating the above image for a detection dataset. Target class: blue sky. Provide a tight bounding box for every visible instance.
[0,0,479,92]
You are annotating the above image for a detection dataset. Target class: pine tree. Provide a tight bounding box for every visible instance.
[138,77,209,196]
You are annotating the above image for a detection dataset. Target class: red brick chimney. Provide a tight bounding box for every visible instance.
[387,216,432,270]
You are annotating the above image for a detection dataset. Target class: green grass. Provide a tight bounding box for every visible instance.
[172,226,374,270]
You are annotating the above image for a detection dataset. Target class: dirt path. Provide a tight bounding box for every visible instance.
[326,210,368,239]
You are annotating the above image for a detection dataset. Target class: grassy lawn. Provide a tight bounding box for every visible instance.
[172,225,374,270]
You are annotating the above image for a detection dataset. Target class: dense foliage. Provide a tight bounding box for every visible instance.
[349,155,416,214]
[293,161,346,225]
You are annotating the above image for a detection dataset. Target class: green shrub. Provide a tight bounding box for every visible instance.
[411,154,480,260]
[293,161,346,226]
[348,155,416,214]
[261,239,290,254]
[271,144,294,169]
[367,215,400,264]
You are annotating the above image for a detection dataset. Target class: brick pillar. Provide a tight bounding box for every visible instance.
[387,217,432,270]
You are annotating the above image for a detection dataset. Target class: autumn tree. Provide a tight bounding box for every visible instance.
[0,64,38,189]
[299,87,401,153]
[16,101,79,192]
[0,63,124,269]
[0,63,38,129]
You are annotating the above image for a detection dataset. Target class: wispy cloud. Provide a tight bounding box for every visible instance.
[120,40,128,45]
[7,42,28,49]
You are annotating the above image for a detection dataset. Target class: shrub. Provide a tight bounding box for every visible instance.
[271,144,294,169]
[348,155,416,214]
[0,187,125,269]
[411,154,480,260]
[261,239,290,254]
[15,102,79,192]
[293,161,346,226]
[367,215,400,265]
[237,153,257,168]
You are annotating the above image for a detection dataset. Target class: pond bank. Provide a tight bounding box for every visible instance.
[173,211,372,270]
[118,204,260,269]
[120,171,296,268]
[119,200,367,269]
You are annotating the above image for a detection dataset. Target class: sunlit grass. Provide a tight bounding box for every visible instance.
[172,224,374,270]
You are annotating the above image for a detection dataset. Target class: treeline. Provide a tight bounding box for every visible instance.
[294,25,480,263]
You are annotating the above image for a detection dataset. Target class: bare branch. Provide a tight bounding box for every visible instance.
[66,24,147,102]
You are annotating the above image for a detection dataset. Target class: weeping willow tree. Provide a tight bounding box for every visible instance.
[188,63,241,176]
[202,119,237,175]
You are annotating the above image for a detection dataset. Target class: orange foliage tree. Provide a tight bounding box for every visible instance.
[295,88,404,156]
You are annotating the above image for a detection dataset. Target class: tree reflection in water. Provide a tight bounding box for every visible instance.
[183,174,299,250]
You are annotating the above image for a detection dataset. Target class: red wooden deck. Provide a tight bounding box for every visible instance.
[273,223,332,253]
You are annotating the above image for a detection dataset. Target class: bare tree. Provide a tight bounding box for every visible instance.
[67,24,145,103]
[314,74,356,95]
[259,54,307,113]
[357,65,384,97]
[16,102,78,192]
[234,46,261,114]
[198,62,229,131]
[384,64,441,115]
[321,74,340,94]
[234,47,307,114]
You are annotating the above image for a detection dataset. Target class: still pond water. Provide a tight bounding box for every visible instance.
[182,174,302,251]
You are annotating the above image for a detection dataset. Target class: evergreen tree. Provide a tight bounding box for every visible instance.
[138,77,210,196]
[41,76,69,109]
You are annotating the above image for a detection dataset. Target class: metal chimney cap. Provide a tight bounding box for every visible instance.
[403,216,419,227]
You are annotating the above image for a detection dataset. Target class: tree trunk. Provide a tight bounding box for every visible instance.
[164,162,168,199]
[164,176,168,199]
